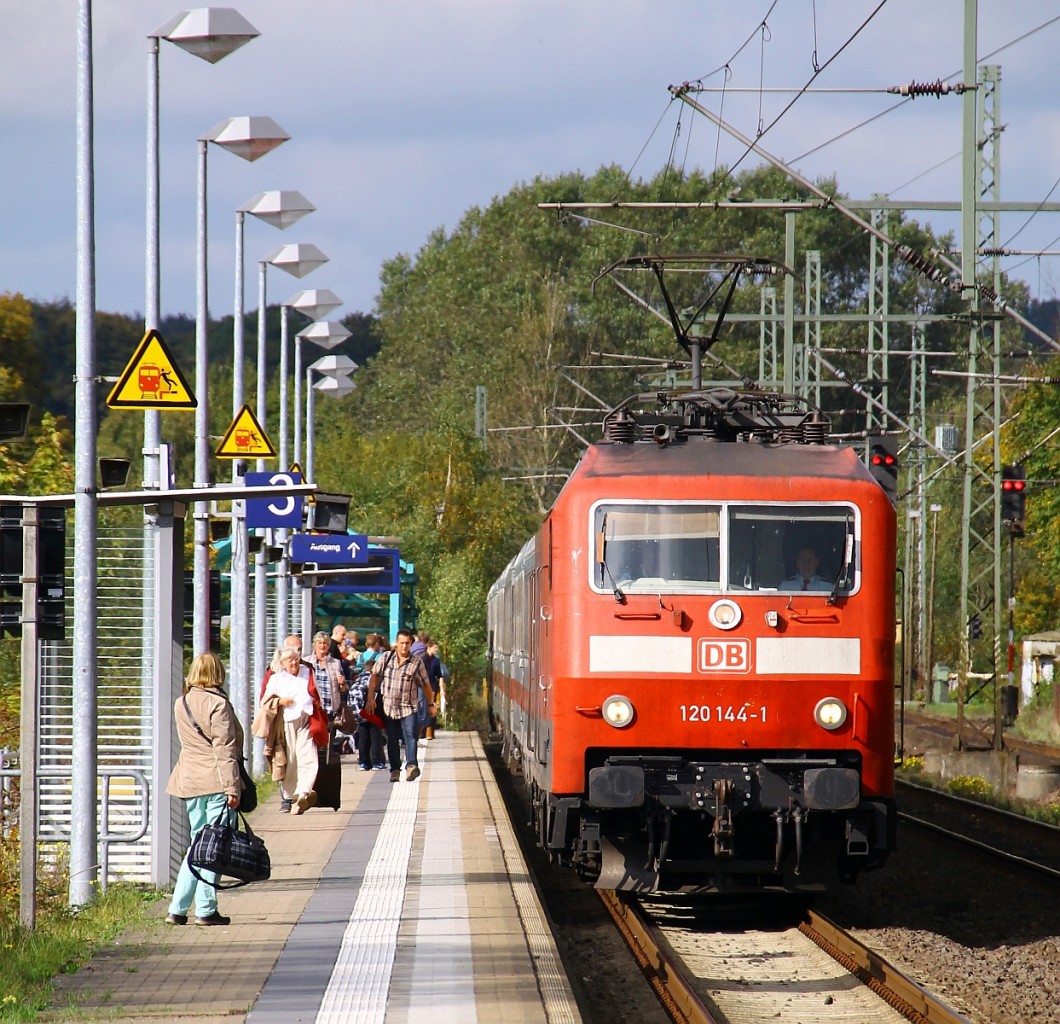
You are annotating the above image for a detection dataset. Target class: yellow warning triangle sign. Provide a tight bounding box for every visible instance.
[106,329,196,409]
[215,405,276,459]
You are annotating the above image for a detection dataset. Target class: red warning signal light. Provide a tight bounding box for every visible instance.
[1001,464,1026,525]
[867,434,899,503]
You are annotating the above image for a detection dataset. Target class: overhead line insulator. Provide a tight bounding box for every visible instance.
[887,79,972,99]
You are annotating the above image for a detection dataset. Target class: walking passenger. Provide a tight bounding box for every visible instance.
[310,630,348,720]
[328,624,355,685]
[366,628,435,782]
[410,632,430,737]
[423,639,444,739]
[362,632,385,669]
[262,647,319,814]
[347,667,386,770]
[257,635,310,812]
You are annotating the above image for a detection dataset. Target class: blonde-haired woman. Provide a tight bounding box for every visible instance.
[263,646,319,813]
[166,652,243,926]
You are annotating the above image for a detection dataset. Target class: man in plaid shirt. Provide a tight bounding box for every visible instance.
[366,628,435,782]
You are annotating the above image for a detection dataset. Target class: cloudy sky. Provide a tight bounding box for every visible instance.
[2,1,1060,326]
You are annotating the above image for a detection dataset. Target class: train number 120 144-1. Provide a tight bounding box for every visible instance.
[680,704,767,723]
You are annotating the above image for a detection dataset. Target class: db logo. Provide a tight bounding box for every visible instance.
[698,638,750,673]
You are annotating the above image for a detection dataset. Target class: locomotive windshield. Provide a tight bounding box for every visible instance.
[591,501,858,596]
[727,504,857,593]
[595,504,721,592]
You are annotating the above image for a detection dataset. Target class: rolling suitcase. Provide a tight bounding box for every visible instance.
[315,735,342,811]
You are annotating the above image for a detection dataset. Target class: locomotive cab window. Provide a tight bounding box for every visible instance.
[592,503,721,594]
[727,504,858,595]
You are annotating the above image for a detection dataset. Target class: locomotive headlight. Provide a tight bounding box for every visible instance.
[602,694,635,729]
[708,598,742,630]
[814,697,848,730]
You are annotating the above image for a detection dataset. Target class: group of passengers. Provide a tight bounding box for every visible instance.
[259,627,446,801]
[167,628,446,925]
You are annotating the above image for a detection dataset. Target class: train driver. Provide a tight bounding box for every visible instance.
[781,547,830,591]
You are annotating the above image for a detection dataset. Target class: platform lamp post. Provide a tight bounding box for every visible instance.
[292,320,350,471]
[287,317,351,636]
[286,291,344,466]
[230,191,314,756]
[302,356,358,638]
[305,355,359,483]
[146,8,259,494]
[192,116,289,657]
[143,12,259,892]
[249,248,329,684]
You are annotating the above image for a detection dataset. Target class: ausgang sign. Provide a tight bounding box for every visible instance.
[289,533,368,565]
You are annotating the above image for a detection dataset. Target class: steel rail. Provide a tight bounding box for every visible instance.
[599,886,974,1024]
[596,890,716,1024]
[803,910,974,1024]
[898,810,1060,883]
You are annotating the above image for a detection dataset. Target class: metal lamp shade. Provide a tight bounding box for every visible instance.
[266,242,328,278]
[243,190,315,230]
[296,321,351,350]
[203,116,290,161]
[313,374,357,398]
[156,8,260,64]
[309,354,358,374]
[286,288,342,320]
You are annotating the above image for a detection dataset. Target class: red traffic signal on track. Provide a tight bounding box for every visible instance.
[1001,464,1026,525]
[867,434,898,503]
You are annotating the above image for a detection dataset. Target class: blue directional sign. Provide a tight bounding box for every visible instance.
[246,471,303,529]
[289,532,368,565]
[320,548,401,594]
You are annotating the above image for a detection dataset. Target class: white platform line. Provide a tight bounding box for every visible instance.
[472,733,582,1024]
[314,753,426,1024]
[407,740,476,1023]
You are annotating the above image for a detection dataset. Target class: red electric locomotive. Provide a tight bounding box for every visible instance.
[488,389,897,894]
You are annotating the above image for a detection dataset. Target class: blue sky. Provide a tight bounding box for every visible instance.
[2,1,1060,324]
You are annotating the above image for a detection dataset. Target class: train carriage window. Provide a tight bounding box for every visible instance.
[593,503,721,594]
[726,504,858,594]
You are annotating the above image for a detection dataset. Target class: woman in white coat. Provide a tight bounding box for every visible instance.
[262,646,319,813]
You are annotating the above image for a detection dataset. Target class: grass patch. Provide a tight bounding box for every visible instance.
[0,863,160,1023]
[0,772,314,1020]
[0,767,274,1021]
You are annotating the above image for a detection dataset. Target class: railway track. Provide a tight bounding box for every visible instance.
[599,890,972,1024]
[899,708,1060,766]
[896,778,1060,880]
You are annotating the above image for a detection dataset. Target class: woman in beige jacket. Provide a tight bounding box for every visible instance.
[165,652,244,926]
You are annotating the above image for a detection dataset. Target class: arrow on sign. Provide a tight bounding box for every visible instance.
[289,532,368,565]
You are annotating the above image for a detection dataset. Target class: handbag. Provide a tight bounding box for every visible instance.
[237,758,257,813]
[188,808,271,889]
[335,700,357,734]
[182,694,257,813]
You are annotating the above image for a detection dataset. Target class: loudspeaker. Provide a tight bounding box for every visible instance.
[98,458,131,489]
[0,403,30,442]
[307,493,350,533]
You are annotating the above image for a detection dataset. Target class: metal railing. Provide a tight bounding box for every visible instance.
[0,751,149,893]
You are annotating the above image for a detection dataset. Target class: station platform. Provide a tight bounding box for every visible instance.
[45,731,582,1024]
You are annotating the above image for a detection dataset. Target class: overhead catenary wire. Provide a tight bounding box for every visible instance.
[788,11,1060,256]
[668,86,1060,353]
[687,0,890,182]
